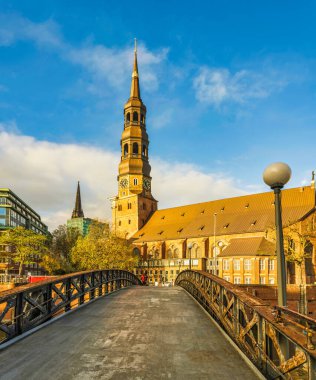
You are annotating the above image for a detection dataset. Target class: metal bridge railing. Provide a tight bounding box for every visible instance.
[0,269,141,345]
[175,270,316,380]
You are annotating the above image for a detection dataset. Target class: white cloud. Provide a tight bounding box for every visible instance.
[193,67,288,106]
[66,44,168,92]
[0,125,247,231]
[0,13,168,94]
[0,13,62,47]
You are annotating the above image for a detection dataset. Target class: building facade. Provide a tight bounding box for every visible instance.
[111,44,157,239]
[112,48,316,286]
[132,186,316,285]
[0,188,48,277]
[67,182,92,236]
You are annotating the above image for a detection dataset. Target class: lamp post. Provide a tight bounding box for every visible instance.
[263,162,291,307]
[188,242,193,270]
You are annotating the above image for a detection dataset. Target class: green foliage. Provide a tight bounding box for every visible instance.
[0,226,48,275]
[42,224,80,275]
[70,222,137,271]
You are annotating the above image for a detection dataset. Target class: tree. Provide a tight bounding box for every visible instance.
[0,226,48,275]
[70,222,137,271]
[42,225,80,275]
[284,220,316,285]
[267,217,316,285]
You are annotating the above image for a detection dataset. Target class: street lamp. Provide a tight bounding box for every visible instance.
[263,162,291,307]
[188,242,193,270]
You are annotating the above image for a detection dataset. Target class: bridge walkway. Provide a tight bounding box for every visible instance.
[0,286,260,380]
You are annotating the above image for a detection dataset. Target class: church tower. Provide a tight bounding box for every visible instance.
[112,41,157,238]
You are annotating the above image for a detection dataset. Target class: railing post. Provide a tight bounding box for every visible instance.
[45,283,53,319]
[15,292,23,336]
[99,270,103,296]
[79,274,85,305]
[90,272,95,300]
[65,278,71,312]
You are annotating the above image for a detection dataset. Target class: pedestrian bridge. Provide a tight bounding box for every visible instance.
[0,270,315,379]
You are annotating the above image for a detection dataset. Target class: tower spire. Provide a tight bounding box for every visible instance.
[130,38,141,99]
[72,181,84,218]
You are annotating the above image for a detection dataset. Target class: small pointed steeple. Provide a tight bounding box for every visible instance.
[72,181,84,219]
[130,38,141,99]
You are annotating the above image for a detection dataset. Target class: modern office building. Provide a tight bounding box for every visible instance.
[0,188,48,277]
[67,182,92,236]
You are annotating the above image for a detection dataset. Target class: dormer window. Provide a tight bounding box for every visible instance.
[245,203,249,208]
[161,216,165,220]
[181,213,185,217]
[221,207,225,212]
[251,220,257,226]
[223,223,229,229]
[158,231,163,235]
[199,225,205,231]
[200,209,205,214]
[177,228,183,233]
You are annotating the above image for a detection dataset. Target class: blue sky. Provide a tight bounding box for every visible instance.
[1,1,316,229]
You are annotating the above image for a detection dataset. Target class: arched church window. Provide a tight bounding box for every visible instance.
[196,247,202,258]
[133,112,138,122]
[124,143,128,156]
[174,248,179,259]
[133,142,138,155]
[167,249,172,259]
[142,145,147,156]
[134,178,138,185]
[141,114,145,123]
[126,112,130,122]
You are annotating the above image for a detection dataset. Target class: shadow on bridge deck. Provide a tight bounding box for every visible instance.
[0,286,260,380]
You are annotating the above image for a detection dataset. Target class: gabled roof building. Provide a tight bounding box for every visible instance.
[112,44,316,286]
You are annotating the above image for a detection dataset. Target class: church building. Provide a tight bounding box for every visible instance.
[111,43,157,239]
[112,45,316,286]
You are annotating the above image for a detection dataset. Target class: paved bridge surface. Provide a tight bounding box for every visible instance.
[0,286,259,380]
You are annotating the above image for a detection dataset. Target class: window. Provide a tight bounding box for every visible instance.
[123,143,128,156]
[233,259,240,271]
[260,277,265,284]
[259,259,265,271]
[223,260,229,271]
[128,220,131,224]
[0,208,6,215]
[126,112,130,122]
[268,259,274,271]
[223,276,230,282]
[268,277,275,285]
[234,277,241,284]
[244,259,251,271]
[127,202,132,210]
[118,205,122,211]
[142,145,147,156]
[133,142,138,155]
[134,178,138,185]
[245,277,251,284]
[133,111,138,122]
[141,114,145,123]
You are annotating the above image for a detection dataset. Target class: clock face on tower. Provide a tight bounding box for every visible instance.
[119,178,128,188]
[143,178,151,190]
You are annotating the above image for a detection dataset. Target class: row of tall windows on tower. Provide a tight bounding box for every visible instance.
[123,143,147,157]
[125,112,145,124]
